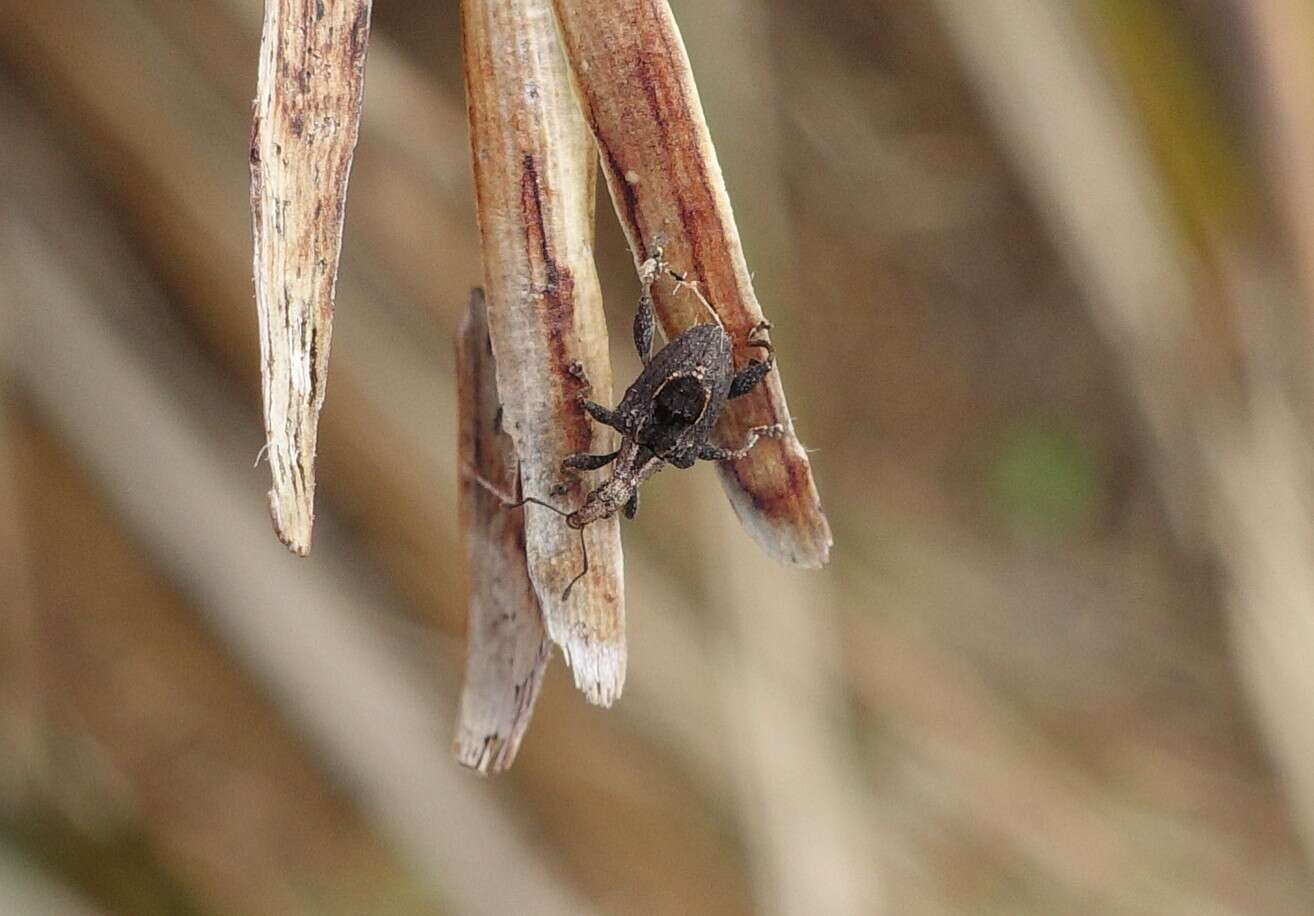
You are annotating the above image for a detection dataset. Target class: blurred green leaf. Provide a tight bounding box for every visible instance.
[986,420,1100,538]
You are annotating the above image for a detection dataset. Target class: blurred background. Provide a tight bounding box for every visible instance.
[4,0,1314,913]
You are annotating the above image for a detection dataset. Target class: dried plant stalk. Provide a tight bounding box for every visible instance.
[462,0,626,704]
[550,0,831,567]
[251,0,371,555]
[1237,1,1314,309]
[455,289,552,772]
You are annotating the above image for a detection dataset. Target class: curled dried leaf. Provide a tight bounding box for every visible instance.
[455,289,552,773]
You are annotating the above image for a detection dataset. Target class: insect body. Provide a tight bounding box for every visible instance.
[478,249,781,598]
[562,251,781,530]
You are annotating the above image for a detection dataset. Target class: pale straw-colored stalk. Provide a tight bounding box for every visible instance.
[251,0,372,555]
[461,0,626,704]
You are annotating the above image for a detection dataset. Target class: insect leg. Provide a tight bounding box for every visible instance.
[697,424,784,462]
[635,246,667,366]
[580,398,625,433]
[563,449,620,471]
[728,357,775,399]
[633,291,655,366]
[568,359,622,429]
[728,327,776,400]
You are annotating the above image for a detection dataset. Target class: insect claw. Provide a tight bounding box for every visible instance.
[566,360,593,401]
[638,241,669,285]
[747,319,774,355]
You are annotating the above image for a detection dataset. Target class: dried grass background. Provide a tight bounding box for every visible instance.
[3,1,1314,914]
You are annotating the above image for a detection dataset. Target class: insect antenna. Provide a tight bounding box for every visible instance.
[464,465,589,600]
[563,528,588,599]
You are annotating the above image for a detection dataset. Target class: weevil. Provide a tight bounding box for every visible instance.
[481,248,782,597]
[561,248,781,528]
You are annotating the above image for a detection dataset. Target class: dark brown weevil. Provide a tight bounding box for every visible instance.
[479,248,782,598]
[562,248,780,527]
